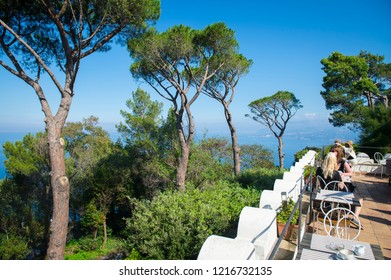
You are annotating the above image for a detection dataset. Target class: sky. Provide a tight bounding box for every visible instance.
[1,0,391,143]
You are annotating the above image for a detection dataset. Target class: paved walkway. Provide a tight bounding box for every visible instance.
[275,173,391,260]
[352,173,391,259]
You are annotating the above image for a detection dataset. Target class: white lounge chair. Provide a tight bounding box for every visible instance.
[197,235,256,260]
[259,189,283,211]
[235,206,277,259]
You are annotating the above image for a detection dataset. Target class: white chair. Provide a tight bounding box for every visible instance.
[259,190,282,211]
[374,152,385,164]
[324,180,349,192]
[305,150,317,165]
[315,175,327,190]
[235,207,277,260]
[374,152,385,177]
[306,150,317,157]
[314,196,351,233]
[323,207,361,240]
[356,152,371,165]
[284,171,304,194]
[290,165,304,173]
[283,171,302,182]
[356,152,370,159]
[197,235,255,260]
[273,179,298,202]
[353,159,375,175]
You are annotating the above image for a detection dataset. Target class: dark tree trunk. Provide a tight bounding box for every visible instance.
[278,136,284,171]
[103,216,107,248]
[175,104,195,191]
[223,104,241,175]
[176,143,190,192]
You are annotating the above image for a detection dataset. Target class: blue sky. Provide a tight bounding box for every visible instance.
[1,0,391,143]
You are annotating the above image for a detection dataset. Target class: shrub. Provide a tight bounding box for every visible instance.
[276,198,299,225]
[293,146,321,164]
[235,167,283,191]
[124,181,259,259]
[0,234,30,260]
[65,237,126,260]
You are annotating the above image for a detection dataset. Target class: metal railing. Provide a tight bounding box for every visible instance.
[267,165,316,260]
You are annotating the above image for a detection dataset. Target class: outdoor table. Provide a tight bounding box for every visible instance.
[296,232,384,260]
[312,189,361,206]
[307,189,361,226]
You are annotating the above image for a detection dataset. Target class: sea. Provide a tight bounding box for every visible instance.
[0,128,359,179]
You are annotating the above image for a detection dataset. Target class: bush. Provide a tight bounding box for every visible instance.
[293,146,321,164]
[124,181,259,260]
[0,234,30,260]
[186,138,233,188]
[65,237,126,260]
[235,167,283,191]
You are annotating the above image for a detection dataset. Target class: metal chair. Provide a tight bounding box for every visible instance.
[323,207,361,240]
[374,152,385,164]
[374,152,385,177]
[324,180,349,192]
[315,175,326,190]
[314,196,351,233]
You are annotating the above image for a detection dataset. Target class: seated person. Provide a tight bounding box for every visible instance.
[331,145,364,229]
[332,145,354,190]
[316,152,342,189]
[344,140,357,167]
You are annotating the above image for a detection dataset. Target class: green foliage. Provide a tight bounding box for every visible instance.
[128,22,247,187]
[359,106,391,149]
[247,91,303,125]
[125,248,142,260]
[65,237,126,260]
[235,168,284,191]
[3,132,49,177]
[293,146,320,163]
[63,116,113,180]
[320,51,390,130]
[117,88,163,150]
[276,199,299,225]
[124,181,259,259]
[1,136,49,253]
[187,137,233,187]
[0,234,30,260]
[115,90,180,197]
[240,144,275,169]
[246,91,303,170]
[80,202,105,237]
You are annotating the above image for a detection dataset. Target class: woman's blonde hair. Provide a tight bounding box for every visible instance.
[322,152,338,179]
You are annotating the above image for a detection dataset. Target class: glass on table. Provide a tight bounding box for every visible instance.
[326,241,344,251]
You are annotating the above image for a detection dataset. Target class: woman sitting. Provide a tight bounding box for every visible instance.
[316,152,343,189]
[331,145,364,229]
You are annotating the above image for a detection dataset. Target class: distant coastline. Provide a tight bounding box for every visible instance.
[0,128,359,179]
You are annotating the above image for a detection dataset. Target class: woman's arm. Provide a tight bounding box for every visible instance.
[343,161,353,177]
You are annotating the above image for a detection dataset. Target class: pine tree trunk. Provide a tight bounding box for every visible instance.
[278,136,284,171]
[46,123,70,260]
[224,104,241,175]
[103,216,107,248]
[176,141,190,192]
[175,104,195,192]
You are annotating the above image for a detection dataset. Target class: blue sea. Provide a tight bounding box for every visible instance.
[0,128,358,179]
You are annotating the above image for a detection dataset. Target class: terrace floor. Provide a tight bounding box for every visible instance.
[276,173,391,260]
